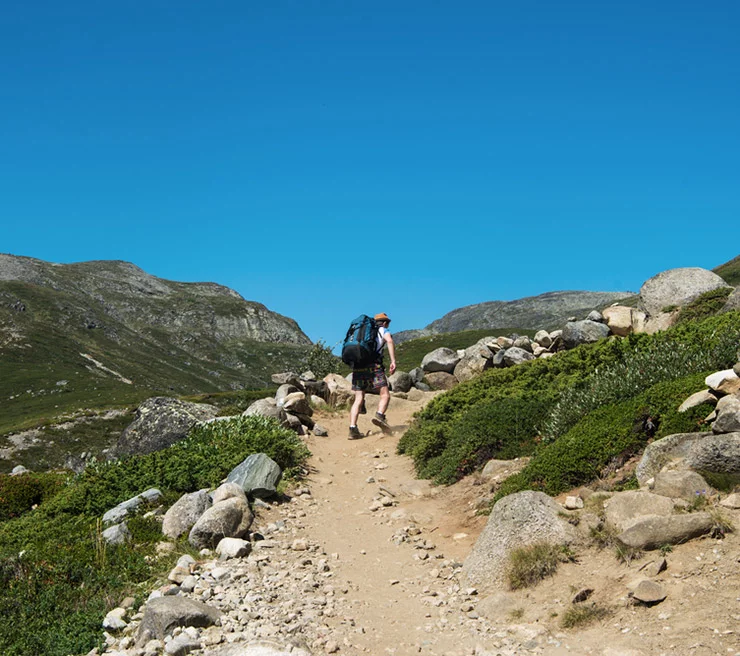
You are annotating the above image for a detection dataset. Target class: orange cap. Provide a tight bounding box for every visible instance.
[374,313,391,322]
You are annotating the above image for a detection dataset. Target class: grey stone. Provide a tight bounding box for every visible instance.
[10,465,29,475]
[188,496,253,549]
[414,381,432,392]
[281,391,312,416]
[103,489,162,524]
[713,395,740,433]
[226,453,282,498]
[652,470,711,500]
[165,634,201,656]
[453,352,493,382]
[115,397,218,457]
[724,288,740,313]
[502,347,535,366]
[603,491,674,532]
[636,431,740,486]
[323,373,353,407]
[678,390,717,413]
[242,398,289,427]
[462,491,577,590]
[631,580,667,604]
[587,310,605,323]
[602,305,635,337]
[719,492,740,509]
[562,320,611,349]
[162,490,212,539]
[103,522,131,545]
[205,641,311,656]
[136,596,221,646]
[216,537,252,559]
[533,330,552,347]
[409,367,425,384]
[617,512,713,550]
[424,371,458,390]
[492,349,507,368]
[313,424,329,436]
[421,347,461,374]
[388,371,413,393]
[211,482,248,505]
[512,336,533,352]
[274,384,300,406]
[640,267,731,316]
[271,372,301,386]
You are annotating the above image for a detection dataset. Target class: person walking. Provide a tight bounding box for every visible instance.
[349,312,396,439]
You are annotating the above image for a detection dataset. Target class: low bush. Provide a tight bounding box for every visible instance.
[675,287,733,324]
[495,373,711,500]
[0,472,68,522]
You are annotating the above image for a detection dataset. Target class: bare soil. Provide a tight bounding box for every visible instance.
[275,393,740,656]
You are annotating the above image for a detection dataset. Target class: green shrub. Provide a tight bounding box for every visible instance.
[495,373,710,500]
[415,396,550,484]
[0,472,68,522]
[303,340,343,378]
[675,287,733,324]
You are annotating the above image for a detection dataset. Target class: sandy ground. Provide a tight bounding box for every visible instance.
[269,393,740,656]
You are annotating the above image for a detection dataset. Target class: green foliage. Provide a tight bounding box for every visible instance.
[714,254,740,286]
[303,340,343,378]
[675,287,733,324]
[46,415,309,518]
[183,388,277,416]
[412,396,550,484]
[507,542,574,590]
[561,603,612,629]
[0,472,68,522]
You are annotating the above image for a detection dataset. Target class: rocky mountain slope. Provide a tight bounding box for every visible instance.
[395,290,633,343]
[0,254,312,436]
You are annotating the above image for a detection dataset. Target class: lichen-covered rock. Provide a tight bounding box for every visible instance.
[502,347,535,366]
[453,352,493,382]
[115,398,218,456]
[188,496,253,549]
[603,491,674,532]
[652,470,711,500]
[136,597,222,646]
[562,320,610,349]
[242,398,289,427]
[617,513,713,550]
[388,371,413,393]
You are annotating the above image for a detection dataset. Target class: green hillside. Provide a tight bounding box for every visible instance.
[715,254,740,286]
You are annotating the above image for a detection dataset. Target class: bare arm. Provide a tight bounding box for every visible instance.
[384,332,396,374]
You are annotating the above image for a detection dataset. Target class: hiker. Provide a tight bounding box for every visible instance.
[349,312,396,439]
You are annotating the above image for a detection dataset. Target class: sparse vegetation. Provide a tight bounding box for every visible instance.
[561,603,612,629]
[675,287,733,324]
[507,542,575,590]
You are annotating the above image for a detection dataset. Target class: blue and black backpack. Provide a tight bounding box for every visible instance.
[341,314,379,368]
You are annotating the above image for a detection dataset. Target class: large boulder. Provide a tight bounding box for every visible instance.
[421,348,461,374]
[617,513,714,550]
[323,373,354,406]
[188,496,253,549]
[639,267,731,316]
[454,352,493,383]
[713,395,740,433]
[226,453,282,499]
[242,398,289,427]
[281,391,312,416]
[636,431,740,486]
[502,347,535,367]
[462,491,578,590]
[652,470,711,500]
[162,490,212,539]
[136,597,221,646]
[562,320,611,349]
[115,398,218,456]
[388,371,413,393]
[424,371,458,390]
[603,491,674,532]
[602,305,635,337]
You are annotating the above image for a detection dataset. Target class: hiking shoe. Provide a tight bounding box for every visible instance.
[372,412,392,434]
[348,426,363,440]
[359,400,367,414]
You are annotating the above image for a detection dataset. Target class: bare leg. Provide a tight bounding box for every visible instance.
[350,390,365,426]
[378,386,390,415]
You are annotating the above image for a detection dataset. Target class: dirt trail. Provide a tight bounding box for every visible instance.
[273,393,740,656]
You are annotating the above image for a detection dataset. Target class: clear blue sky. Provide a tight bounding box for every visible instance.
[2,1,738,347]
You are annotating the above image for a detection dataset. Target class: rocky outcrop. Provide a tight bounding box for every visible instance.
[115,398,218,457]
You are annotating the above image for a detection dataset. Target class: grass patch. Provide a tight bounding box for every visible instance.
[561,603,612,629]
[714,254,740,286]
[507,542,575,590]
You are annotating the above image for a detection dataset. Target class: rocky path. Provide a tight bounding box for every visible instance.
[106,393,740,656]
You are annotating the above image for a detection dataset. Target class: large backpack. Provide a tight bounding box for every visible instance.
[341,314,379,368]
